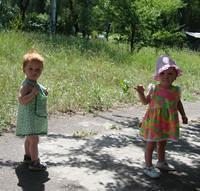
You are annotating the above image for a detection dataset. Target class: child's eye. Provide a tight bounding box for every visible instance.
[160,72,165,75]
[35,69,41,72]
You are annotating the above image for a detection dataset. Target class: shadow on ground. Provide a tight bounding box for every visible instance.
[40,120,200,191]
[96,115,141,129]
[0,119,199,191]
[15,163,50,191]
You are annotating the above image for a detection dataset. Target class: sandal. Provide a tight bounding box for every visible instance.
[156,161,175,171]
[23,154,32,164]
[144,166,160,178]
[29,159,47,171]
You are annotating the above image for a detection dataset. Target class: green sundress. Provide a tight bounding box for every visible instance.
[16,79,48,136]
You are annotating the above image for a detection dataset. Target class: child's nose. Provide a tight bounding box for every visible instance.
[33,70,38,75]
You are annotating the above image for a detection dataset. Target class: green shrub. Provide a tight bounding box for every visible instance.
[22,13,49,32]
[0,3,19,29]
[152,31,186,48]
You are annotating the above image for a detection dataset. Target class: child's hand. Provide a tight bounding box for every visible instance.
[182,115,188,124]
[134,85,145,94]
[44,88,48,96]
[31,87,39,96]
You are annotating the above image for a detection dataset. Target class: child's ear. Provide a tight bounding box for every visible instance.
[22,65,26,73]
[174,75,178,81]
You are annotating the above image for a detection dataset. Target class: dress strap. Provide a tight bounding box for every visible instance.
[22,79,37,87]
[22,79,46,97]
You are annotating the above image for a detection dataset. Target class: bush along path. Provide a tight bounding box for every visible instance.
[0,101,199,191]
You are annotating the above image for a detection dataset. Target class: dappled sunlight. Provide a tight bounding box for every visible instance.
[0,107,199,190]
[38,120,200,190]
[37,120,200,190]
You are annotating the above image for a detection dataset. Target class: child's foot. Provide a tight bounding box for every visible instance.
[29,159,47,171]
[23,154,31,164]
[143,166,160,178]
[156,161,175,171]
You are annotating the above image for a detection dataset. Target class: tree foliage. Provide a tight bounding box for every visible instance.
[0,0,199,50]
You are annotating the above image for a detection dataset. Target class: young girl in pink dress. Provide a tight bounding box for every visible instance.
[135,55,188,178]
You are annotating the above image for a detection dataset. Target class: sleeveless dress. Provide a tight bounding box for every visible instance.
[140,84,181,142]
[16,79,48,136]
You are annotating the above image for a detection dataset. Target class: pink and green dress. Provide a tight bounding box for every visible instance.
[141,84,181,142]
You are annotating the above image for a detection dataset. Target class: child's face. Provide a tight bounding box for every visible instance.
[23,61,43,81]
[159,67,177,86]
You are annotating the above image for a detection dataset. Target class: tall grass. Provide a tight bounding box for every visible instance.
[0,31,200,131]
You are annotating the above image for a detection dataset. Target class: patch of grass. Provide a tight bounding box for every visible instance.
[72,130,98,138]
[0,31,200,131]
[110,124,122,130]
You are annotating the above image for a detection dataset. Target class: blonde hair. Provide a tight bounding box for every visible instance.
[23,49,44,71]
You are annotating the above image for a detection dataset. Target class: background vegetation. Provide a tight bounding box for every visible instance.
[0,0,200,50]
[0,0,200,131]
[0,31,200,132]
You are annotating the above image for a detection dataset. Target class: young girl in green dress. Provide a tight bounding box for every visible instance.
[16,50,48,171]
[135,55,188,178]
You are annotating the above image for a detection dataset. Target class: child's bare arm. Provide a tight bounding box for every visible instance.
[18,85,39,105]
[177,100,188,124]
[134,85,150,105]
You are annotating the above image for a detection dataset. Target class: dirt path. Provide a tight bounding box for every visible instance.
[0,101,199,191]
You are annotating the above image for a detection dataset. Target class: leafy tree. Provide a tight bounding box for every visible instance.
[77,0,99,38]
[135,0,185,48]
[109,0,139,51]
[180,0,200,31]
[1,0,199,49]
[92,0,115,40]
[56,0,79,35]
[0,0,19,29]
[15,0,30,21]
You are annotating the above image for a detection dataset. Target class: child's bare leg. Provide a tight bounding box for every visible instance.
[145,141,155,167]
[24,136,30,156]
[28,135,46,171]
[29,135,39,162]
[157,140,167,162]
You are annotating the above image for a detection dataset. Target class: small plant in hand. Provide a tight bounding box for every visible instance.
[119,79,131,94]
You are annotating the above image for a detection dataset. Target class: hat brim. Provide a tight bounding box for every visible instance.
[153,65,182,81]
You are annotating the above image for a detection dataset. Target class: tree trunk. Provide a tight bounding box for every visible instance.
[18,0,30,22]
[50,0,57,34]
[105,22,111,41]
[130,24,135,52]
[68,0,79,35]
